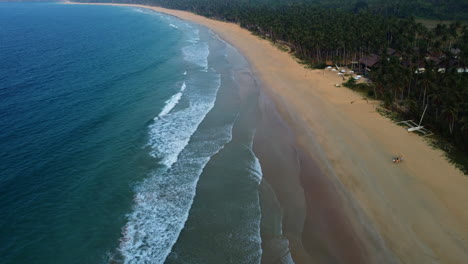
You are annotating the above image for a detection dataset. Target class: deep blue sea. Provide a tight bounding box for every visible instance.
[0,2,268,263]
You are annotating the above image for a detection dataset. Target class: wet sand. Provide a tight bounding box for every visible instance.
[69,2,468,264]
[254,91,396,264]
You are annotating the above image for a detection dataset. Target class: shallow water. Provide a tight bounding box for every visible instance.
[0,3,265,263]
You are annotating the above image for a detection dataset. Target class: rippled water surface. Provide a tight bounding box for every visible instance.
[0,3,263,264]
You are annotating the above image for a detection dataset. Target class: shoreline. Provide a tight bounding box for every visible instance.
[253,91,395,263]
[67,2,468,263]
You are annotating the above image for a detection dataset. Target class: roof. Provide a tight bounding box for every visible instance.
[359,54,380,67]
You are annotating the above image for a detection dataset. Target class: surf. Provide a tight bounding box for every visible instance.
[117,20,232,264]
[156,82,186,119]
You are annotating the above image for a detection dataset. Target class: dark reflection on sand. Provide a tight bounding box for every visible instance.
[254,91,395,264]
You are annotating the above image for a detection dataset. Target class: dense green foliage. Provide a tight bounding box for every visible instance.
[94,0,468,20]
[79,0,468,159]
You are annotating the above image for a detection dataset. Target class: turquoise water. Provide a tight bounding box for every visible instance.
[0,3,263,264]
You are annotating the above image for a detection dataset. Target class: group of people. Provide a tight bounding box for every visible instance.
[392,156,403,163]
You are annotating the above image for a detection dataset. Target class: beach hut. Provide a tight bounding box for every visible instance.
[359,54,380,72]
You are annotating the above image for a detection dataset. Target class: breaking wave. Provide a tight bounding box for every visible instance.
[119,69,227,264]
[156,82,186,119]
[182,42,209,70]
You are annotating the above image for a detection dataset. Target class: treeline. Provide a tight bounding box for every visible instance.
[370,23,467,153]
[79,0,468,20]
[77,0,468,157]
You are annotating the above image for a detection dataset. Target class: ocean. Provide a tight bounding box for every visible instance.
[0,3,270,263]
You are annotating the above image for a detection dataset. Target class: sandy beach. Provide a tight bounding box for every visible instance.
[68,2,468,263]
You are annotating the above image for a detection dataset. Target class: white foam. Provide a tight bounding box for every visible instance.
[156,82,186,119]
[148,76,218,168]
[272,238,295,264]
[119,74,235,264]
[115,19,263,262]
[249,153,263,184]
[249,147,293,264]
[169,24,179,29]
[132,7,155,15]
[186,28,200,44]
[157,93,181,118]
[182,42,209,70]
[249,150,264,264]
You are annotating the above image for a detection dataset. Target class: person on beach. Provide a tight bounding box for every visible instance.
[393,155,403,163]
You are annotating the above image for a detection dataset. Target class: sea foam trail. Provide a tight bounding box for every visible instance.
[117,18,252,264]
[119,68,225,264]
[157,82,186,119]
[148,29,211,168]
[116,18,225,263]
[149,75,217,168]
[182,42,209,70]
[118,95,235,264]
[246,150,264,263]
